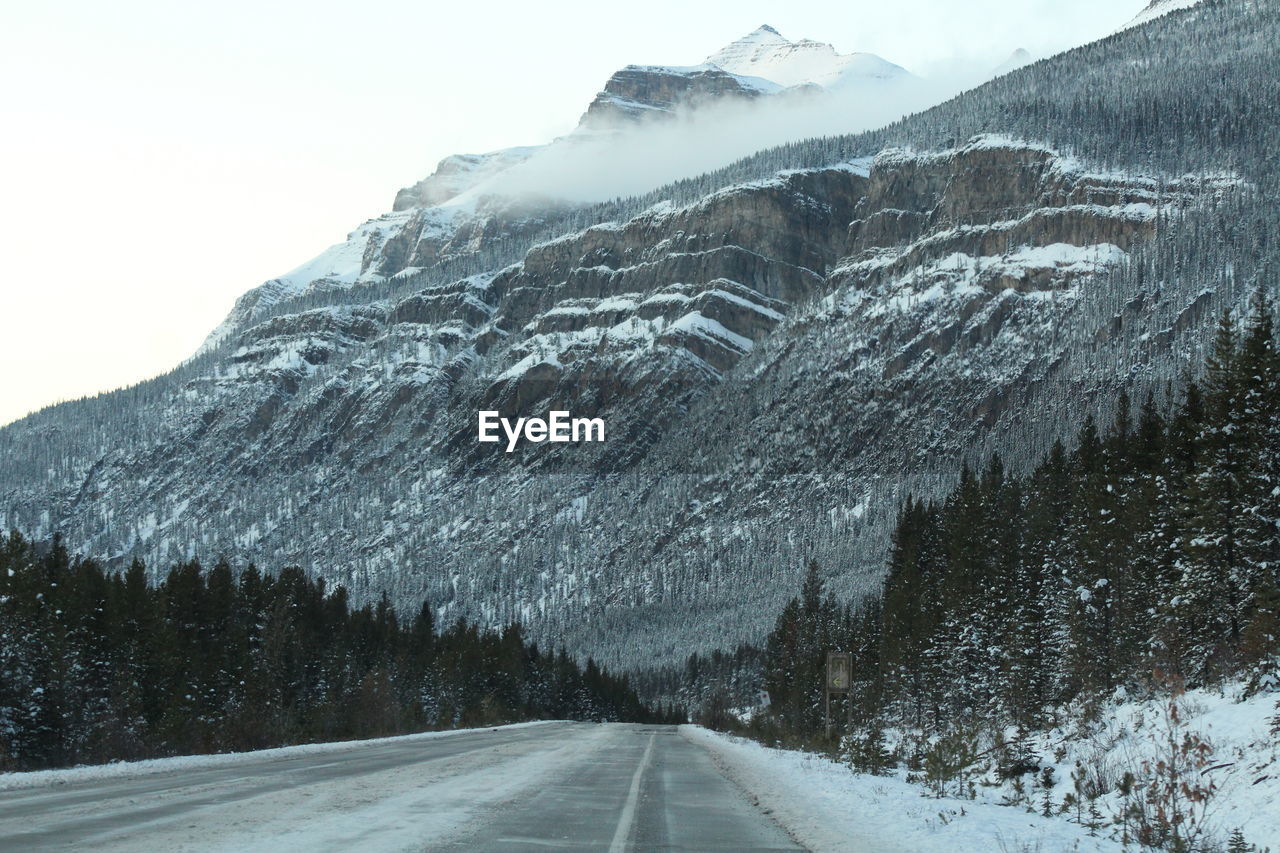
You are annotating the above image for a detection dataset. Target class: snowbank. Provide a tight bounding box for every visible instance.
[1032,685,1279,849]
[685,683,1279,851]
[684,725,1122,852]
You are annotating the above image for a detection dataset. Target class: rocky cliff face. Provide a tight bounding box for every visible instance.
[0,132,1237,668]
[8,0,1273,669]
[578,64,778,127]
[384,25,906,236]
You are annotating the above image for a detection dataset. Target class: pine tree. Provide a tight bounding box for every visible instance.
[881,498,938,728]
[1238,289,1280,676]
[0,531,659,770]
[1177,310,1251,682]
[1063,414,1125,694]
[763,560,848,738]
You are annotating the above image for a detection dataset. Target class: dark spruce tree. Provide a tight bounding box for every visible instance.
[0,535,670,772]
[751,293,1280,745]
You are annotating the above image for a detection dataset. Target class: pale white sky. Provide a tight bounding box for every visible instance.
[0,0,1141,426]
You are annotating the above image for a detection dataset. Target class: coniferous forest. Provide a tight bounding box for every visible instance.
[8,294,1279,778]
[747,293,1280,744]
[0,535,669,772]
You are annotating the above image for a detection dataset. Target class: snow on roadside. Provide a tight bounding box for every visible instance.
[686,683,1280,852]
[685,724,1124,853]
[0,720,561,793]
[1036,685,1279,850]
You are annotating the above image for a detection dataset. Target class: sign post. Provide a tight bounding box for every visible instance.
[825,651,851,739]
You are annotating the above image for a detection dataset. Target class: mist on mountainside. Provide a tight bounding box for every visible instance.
[455,62,998,205]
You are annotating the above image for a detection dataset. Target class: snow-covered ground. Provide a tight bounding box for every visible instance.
[704,24,909,88]
[687,725,1125,852]
[686,684,1279,852]
[1034,684,1279,850]
[1122,0,1205,32]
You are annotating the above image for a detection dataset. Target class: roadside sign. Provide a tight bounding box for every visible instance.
[826,651,851,693]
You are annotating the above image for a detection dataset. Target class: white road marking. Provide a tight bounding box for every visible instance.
[608,732,656,853]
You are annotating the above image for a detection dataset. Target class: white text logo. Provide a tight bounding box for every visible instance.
[478,411,605,452]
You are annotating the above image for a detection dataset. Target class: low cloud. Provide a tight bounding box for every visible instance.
[467,66,994,205]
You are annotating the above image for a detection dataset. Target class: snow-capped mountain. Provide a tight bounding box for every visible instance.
[576,62,784,127]
[704,24,909,88]
[1,0,1275,671]
[1122,0,1204,30]
[578,25,908,127]
[198,26,922,351]
[392,147,543,212]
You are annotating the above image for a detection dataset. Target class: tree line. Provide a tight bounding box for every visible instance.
[754,293,1280,741]
[0,535,674,772]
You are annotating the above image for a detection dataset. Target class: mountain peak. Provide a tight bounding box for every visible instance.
[992,47,1033,77]
[706,25,791,58]
[706,26,907,89]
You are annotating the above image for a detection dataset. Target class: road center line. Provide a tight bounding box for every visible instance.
[608,732,656,853]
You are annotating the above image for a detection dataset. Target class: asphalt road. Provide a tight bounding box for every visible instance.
[0,723,804,852]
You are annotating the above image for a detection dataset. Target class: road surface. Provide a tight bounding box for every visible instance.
[0,723,804,852]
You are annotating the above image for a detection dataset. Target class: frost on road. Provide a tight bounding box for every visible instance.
[0,722,800,852]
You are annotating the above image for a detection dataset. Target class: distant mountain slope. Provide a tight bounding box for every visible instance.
[704,24,909,88]
[194,25,926,356]
[1,0,1275,671]
[392,147,544,212]
[991,48,1033,77]
[1123,0,1205,30]
[576,63,783,127]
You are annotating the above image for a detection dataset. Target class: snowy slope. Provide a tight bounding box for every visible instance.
[1,0,1272,677]
[194,205,464,354]
[689,683,1280,851]
[1122,0,1205,30]
[705,25,909,88]
[195,24,918,355]
[686,726,1123,852]
[272,212,414,291]
[392,146,543,211]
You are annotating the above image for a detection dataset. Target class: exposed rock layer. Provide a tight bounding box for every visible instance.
[0,135,1237,672]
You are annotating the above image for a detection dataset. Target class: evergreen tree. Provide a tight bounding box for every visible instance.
[0,534,659,771]
[1177,310,1251,681]
[754,297,1280,748]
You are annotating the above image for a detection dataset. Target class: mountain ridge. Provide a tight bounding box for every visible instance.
[1123,0,1205,30]
[704,24,909,88]
[201,24,924,358]
[2,0,1274,670]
